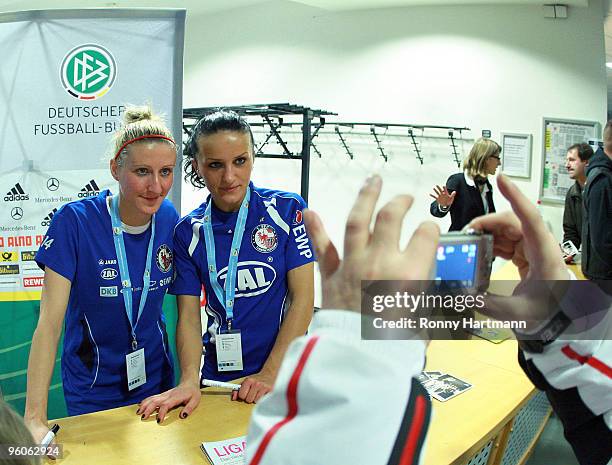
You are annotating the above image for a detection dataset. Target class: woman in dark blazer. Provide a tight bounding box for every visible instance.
[430,138,501,231]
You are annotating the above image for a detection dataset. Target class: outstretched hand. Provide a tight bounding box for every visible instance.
[304,175,440,312]
[429,185,456,208]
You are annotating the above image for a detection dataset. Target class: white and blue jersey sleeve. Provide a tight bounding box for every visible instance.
[170,183,314,382]
[171,211,207,297]
[35,204,78,281]
[35,191,178,415]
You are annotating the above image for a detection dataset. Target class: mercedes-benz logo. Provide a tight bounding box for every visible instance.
[11,207,23,220]
[47,177,60,191]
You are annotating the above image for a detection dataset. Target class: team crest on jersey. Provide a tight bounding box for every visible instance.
[156,244,172,273]
[251,224,278,253]
[293,210,303,225]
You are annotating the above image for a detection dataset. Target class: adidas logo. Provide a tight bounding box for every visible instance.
[41,208,58,227]
[78,179,100,198]
[4,183,29,202]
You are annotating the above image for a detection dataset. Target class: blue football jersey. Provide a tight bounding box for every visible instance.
[35,190,178,415]
[170,183,315,382]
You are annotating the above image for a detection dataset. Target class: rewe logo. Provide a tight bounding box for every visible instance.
[4,183,29,202]
[41,208,58,227]
[60,44,117,100]
[217,261,277,298]
[78,179,100,198]
[23,277,44,287]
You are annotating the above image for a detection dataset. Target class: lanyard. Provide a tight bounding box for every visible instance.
[202,188,251,331]
[110,194,156,350]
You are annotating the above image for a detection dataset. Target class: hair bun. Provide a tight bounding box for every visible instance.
[123,105,159,124]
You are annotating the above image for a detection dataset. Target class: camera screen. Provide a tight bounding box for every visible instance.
[435,242,478,287]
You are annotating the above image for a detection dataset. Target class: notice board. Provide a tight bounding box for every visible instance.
[540,118,600,203]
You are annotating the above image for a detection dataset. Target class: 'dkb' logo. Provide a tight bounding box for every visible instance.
[60,44,117,100]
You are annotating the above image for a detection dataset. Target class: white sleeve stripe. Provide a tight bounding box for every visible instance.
[189,219,203,257]
[267,206,290,234]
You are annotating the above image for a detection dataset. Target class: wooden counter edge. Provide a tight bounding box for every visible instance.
[447,387,537,465]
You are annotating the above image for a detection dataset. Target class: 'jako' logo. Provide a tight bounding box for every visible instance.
[4,183,29,202]
[60,44,117,100]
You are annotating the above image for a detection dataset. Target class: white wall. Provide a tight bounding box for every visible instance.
[181,0,606,300]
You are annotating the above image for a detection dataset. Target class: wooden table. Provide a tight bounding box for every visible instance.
[423,339,539,465]
[46,341,540,465]
[47,386,254,464]
[48,260,571,465]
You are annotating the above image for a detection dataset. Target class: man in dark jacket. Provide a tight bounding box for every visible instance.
[562,143,593,260]
[581,121,612,280]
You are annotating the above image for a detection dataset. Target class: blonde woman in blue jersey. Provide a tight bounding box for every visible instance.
[25,106,178,444]
[139,110,315,422]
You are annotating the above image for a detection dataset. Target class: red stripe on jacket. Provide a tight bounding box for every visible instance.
[562,345,612,378]
[398,395,428,465]
[248,336,320,465]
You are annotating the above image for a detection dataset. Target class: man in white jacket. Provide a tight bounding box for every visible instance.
[246,174,611,465]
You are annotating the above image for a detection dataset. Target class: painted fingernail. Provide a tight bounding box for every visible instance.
[141,414,145,420]
[156,417,160,424]
[180,412,188,419]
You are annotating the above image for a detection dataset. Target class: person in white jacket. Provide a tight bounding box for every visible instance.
[245,174,611,465]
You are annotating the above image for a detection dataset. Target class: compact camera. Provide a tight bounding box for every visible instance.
[434,229,494,292]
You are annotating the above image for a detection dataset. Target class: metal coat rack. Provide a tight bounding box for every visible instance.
[183,104,472,201]
[329,122,470,167]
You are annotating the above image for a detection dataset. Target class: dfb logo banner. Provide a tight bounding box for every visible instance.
[0,9,185,299]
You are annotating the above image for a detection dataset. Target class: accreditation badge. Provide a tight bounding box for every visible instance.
[215,331,244,372]
[126,348,147,391]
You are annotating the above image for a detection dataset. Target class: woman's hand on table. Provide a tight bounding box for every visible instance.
[25,418,56,451]
[232,370,274,404]
[24,418,58,458]
[137,379,201,423]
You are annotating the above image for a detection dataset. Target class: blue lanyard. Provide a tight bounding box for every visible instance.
[202,188,251,331]
[110,194,156,350]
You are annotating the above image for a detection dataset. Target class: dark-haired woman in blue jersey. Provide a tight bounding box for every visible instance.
[138,110,314,422]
